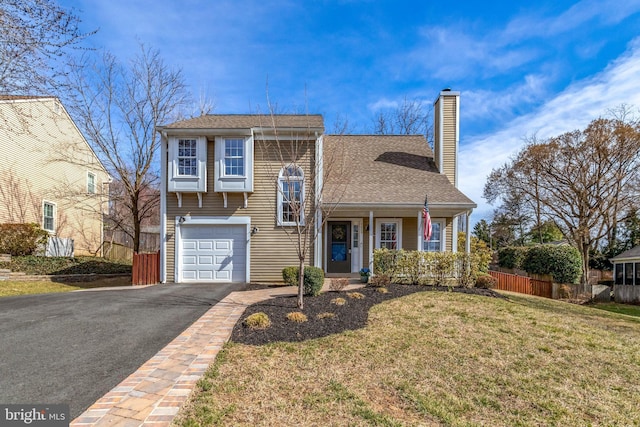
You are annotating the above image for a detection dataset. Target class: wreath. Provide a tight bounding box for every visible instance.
[332,226,346,241]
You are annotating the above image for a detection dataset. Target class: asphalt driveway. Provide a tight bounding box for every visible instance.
[0,282,242,419]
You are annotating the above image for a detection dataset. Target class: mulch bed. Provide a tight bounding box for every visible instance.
[231,284,507,346]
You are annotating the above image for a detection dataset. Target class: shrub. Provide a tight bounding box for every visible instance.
[282,266,298,286]
[303,266,325,296]
[347,292,365,299]
[331,297,346,306]
[0,223,49,256]
[522,245,582,284]
[373,248,401,275]
[369,273,391,288]
[375,287,389,294]
[329,278,349,292]
[498,246,528,269]
[243,312,271,329]
[286,312,308,323]
[475,273,497,289]
[282,265,325,296]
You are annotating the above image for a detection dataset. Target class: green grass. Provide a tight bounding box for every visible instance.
[175,291,640,427]
[591,302,640,318]
[0,255,131,275]
[0,276,132,297]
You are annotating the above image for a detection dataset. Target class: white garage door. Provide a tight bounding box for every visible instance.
[180,225,247,282]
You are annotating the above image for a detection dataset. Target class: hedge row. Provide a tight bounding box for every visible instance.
[373,248,484,287]
[497,244,582,284]
[0,223,49,256]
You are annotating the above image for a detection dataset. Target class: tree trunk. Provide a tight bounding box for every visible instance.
[297,260,305,309]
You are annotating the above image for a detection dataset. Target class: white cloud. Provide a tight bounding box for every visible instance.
[460,37,640,223]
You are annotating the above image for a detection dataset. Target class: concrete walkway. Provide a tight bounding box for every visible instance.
[71,285,298,427]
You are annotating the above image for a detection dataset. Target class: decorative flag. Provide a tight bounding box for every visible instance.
[423,206,432,241]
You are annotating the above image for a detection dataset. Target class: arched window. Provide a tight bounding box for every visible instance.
[277,165,305,225]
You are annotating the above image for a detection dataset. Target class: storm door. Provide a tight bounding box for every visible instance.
[327,221,351,274]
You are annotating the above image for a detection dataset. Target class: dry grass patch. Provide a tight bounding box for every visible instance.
[331,297,346,306]
[286,312,308,323]
[347,292,365,299]
[243,312,271,330]
[316,312,335,319]
[375,287,389,294]
[176,291,640,426]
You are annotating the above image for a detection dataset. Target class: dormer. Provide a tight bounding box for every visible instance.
[167,136,207,207]
[433,89,460,187]
[213,135,254,193]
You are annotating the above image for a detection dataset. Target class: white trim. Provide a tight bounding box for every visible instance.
[369,211,374,273]
[420,218,445,252]
[42,200,56,233]
[214,136,254,192]
[323,218,363,273]
[174,216,251,283]
[277,165,305,226]
[438,97,444,174]
[167,136,207,193]
[465,210,472,254]
[314,135,324,268]
[87,171,96,194]
[375,218,403,250]
[160,132,167,283]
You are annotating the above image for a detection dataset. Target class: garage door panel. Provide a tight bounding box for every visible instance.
[179,224,247,283]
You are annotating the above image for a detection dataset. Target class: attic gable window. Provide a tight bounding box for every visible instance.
[277,165,304,226]
[178,139,198,176]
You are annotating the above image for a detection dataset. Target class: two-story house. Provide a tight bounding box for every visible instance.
[0,95,110,256]
[157,89,476,283]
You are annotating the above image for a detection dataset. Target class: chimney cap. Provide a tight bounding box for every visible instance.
[442,87,451,91]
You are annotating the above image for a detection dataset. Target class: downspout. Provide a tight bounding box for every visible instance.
[466,210,472,254]
[314,133,323,268]
[369,210,374,274]
[159,130,168,283]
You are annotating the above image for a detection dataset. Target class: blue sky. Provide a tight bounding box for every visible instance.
[59,0,640,223]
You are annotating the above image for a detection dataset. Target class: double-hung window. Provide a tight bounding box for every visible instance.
[278,165,304,225]
[223,138,244,176]
[423,221,443,251]
[177,139,198,176]
[376,219,402,250]
[87,172,96,194]
[43,202,55,232]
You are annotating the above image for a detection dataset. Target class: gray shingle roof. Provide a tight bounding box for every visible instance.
[611,245,640,261]
[163,114,324,130]
[323,134,476,207]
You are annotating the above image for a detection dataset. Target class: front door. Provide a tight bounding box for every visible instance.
[327,221,351,274]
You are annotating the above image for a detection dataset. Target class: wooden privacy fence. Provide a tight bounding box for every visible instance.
[489,270,552,299]
[132,251,160,285]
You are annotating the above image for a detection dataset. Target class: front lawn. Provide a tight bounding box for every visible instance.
[0,276,132,297]
[177,290,640,426]
[0,255,131,275]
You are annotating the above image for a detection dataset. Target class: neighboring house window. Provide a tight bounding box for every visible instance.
[223,138,245,176]
[43,202,55,232]
[277,165,304,225]
[178,139,198,176]
[423,221,443,251]
[376,219,402,249]
[87,172,96,194]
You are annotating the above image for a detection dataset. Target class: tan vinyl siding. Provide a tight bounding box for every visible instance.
[0,98,108,255]
[402,216,418,251]
[166,138,316,283]
[441,96,458,186]
[434,101,441,173]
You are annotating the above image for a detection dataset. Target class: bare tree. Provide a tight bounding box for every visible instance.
[67,44,190,252]
[256,108,351,309]
[371,96,434,146]
[484,117,640,286]
[0,0,92,95]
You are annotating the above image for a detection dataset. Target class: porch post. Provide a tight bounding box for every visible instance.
[369,210,374,274]
[465,210,472,253]
[452,216,459,253]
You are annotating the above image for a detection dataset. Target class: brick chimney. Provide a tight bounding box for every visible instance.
[433,89,460,187]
